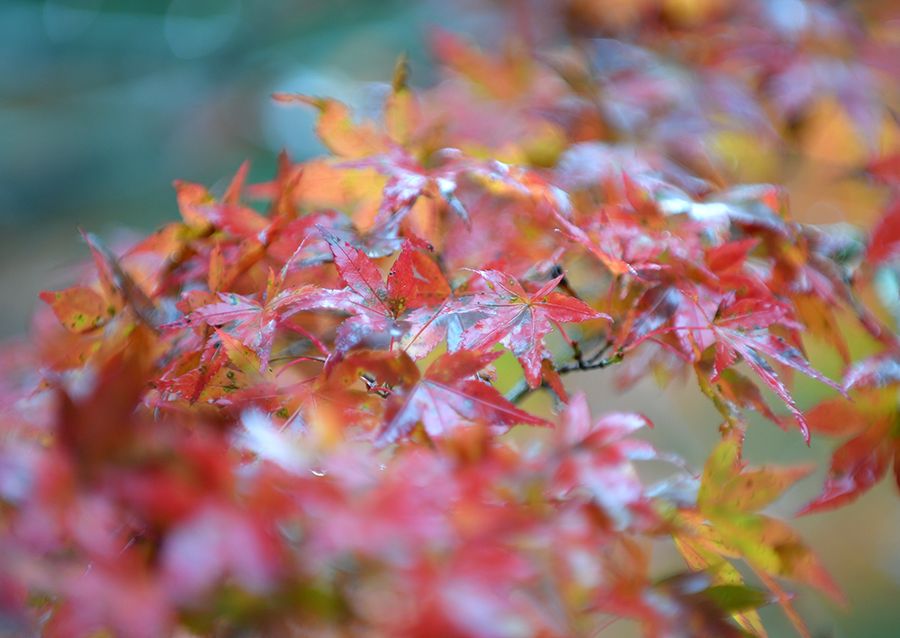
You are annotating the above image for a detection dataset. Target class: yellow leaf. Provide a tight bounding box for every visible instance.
[272,94,387,159]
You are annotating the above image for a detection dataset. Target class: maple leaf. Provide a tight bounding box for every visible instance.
[386,239,452,313]
[178,290,305,367]
[257,208,404,268]
[155,340,230,405]
[275,83,572,239]
[697,294,844,442]
[799,354,900,514]
[377,350,548,445]
[272,94,389,160]
[673,533,769,637]
[173,172,268,240]
[866,197,900,267]
[697,439,813,515]
[843,353,900,391]
[171,267,320,370]
[273,78,474,233]
[431,30,534,101]
[309,230,452,354]
[713,368,790,431]
[676,439,843,637]
[39,286,112,334]
[160,503,280,601]
[323,228,389,309]
[455,269,610,387]
[798,418,896,515]
[864,152,900,186]
[551,208,637,276]
[649,574,772,638]
[82,231,162,328]
[552,393,657,529]
[362,153,474,226]
[55,326,159,475]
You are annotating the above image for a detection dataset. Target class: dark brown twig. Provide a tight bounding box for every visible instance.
[505,346,623,404]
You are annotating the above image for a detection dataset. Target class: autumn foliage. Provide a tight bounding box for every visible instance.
[2,1,899,636]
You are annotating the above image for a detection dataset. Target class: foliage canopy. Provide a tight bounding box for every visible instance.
[1,1,899,636]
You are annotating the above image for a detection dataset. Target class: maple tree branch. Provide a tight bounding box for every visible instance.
[505,346,624,404]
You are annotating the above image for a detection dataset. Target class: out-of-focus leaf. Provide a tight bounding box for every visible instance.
[799,418,894,515]
[867,197,900,267]
[272,93,388,159]
[698,439,812,514]
[39,286,111,334]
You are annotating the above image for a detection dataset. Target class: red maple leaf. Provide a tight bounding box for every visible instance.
[378,350,548,445]
[311,230,452,353]
[709,295,843,442]
[454,270,610,388]
[799,354,900,513]
[171,282,318,370]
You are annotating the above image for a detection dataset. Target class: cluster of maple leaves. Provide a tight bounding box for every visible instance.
[1,1,898,636]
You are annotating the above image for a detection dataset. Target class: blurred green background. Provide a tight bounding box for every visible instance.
[1,1,898,637]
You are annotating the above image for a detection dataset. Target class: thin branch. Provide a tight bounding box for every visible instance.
[505,347,624,404]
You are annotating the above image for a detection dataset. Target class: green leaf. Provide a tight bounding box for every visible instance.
[705,585,772,614]
[699,439,811,514]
